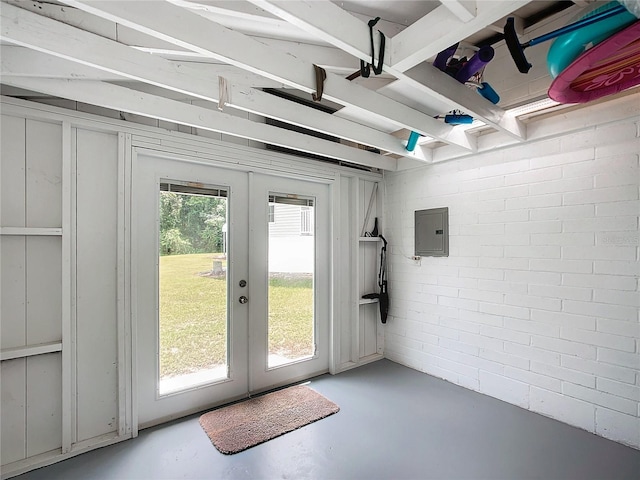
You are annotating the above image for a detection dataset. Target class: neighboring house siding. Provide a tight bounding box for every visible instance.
[269,203,301,237]
[268,204,314,273]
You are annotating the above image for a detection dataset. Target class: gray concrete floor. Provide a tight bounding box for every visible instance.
[16,359,640,479]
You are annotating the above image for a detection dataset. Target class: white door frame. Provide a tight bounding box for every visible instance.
[133,152,250,428]
[131,148,333,429]
[247,172,331,393]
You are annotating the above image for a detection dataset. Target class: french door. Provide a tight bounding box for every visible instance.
[134,153,330,428]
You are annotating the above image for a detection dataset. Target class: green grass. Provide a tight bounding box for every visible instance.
[268,275,313,361]
[159,253,313,379]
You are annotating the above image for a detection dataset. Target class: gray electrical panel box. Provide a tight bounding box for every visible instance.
[415,207,449,257]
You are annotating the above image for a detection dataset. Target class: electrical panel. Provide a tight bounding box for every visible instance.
[415,207,449,257]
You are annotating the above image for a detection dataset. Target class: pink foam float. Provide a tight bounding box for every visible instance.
[548,21,640,103]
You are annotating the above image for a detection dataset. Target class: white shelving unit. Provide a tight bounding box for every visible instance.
[0,228,65,362]
[354,181,384,366]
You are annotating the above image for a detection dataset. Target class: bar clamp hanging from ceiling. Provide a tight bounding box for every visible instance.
[360,17,386,78]
[312,64,327,101]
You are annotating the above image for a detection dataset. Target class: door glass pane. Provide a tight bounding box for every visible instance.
[158,182,229,395]
[267,194,315,368]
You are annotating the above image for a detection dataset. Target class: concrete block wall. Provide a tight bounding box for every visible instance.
[383,116,640,448]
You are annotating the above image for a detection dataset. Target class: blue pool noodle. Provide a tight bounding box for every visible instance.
[406,131,420,151]
[477,82,500,104]
[444,114,473,125]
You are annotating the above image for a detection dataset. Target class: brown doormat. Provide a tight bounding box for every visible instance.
[199,385,339,454]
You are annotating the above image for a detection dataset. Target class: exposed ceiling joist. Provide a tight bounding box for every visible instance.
[390,0,532,72]
[1,2,427,162]
[136,37,364,76]
[247,0,389,67]
[247,0,525,140]
[1,76,397,171]
[439,0,477,23]
[0,46,123,81]
[170,0,327,45]
[60,0,473,151]
[401,63,526,141]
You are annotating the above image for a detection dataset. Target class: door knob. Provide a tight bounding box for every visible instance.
[239,295,249,304]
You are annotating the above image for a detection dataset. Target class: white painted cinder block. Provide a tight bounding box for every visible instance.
[530,387,595,433]
[504,342,561,366]
[597,348,640,370]
[596,408,640,449]
[384,111,640,448]
[479,370,529,408]
[561,355,637,385]
[563,382,637,416]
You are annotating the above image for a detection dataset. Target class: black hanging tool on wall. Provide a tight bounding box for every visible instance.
[378,234,389,324]
[360,17,386,78]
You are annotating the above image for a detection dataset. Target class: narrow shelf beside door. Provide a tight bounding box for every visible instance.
[358,298,379,305]
[358,236,382,242]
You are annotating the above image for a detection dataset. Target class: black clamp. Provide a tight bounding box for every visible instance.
[360,17,385,78]
[312,64,327,102]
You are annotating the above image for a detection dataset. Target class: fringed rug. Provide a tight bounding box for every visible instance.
[199,385,339,454]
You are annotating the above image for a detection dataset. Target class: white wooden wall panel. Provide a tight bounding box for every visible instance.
[0,97,384,474]
[26,353,62,456]
[359,243,379,296]
[1,115,26,227]
[26,237,63,344]
[75,129,119,442]
[360,304,378,358]
[25,120,62,228]
[358,179,381,359]
[0,236,26,349]
[359,180,378,235]
[338,176,353,365]
[359,243,379,357]
[1,358,27,464]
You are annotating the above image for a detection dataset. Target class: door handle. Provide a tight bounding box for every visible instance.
[239,295,249,304]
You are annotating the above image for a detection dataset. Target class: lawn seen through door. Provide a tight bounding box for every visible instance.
[159,253,313,380]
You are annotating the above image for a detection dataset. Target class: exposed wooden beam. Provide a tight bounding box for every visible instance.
[126,49,286,88]
[60,0,469,150]
[2,77,397,171]
[391,1,531,72]
[3,43,282,88]
[170,0,329,45]
[0,2,422,160]
[439,0,476,23]
[245,0,524,141]
[248,0,389,68]
[0,46,123,80]
[132,41,363,78]
[401,63,527,141]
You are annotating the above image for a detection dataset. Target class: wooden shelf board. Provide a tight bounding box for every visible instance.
[359,298,379,305]
[0,227,63,236]
[1,341,63,361]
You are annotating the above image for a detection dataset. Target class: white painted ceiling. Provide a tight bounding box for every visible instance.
[1,0,630,171]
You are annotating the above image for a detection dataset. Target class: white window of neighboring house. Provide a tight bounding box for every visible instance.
[268,204,275,223]
[300,206,312,235]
